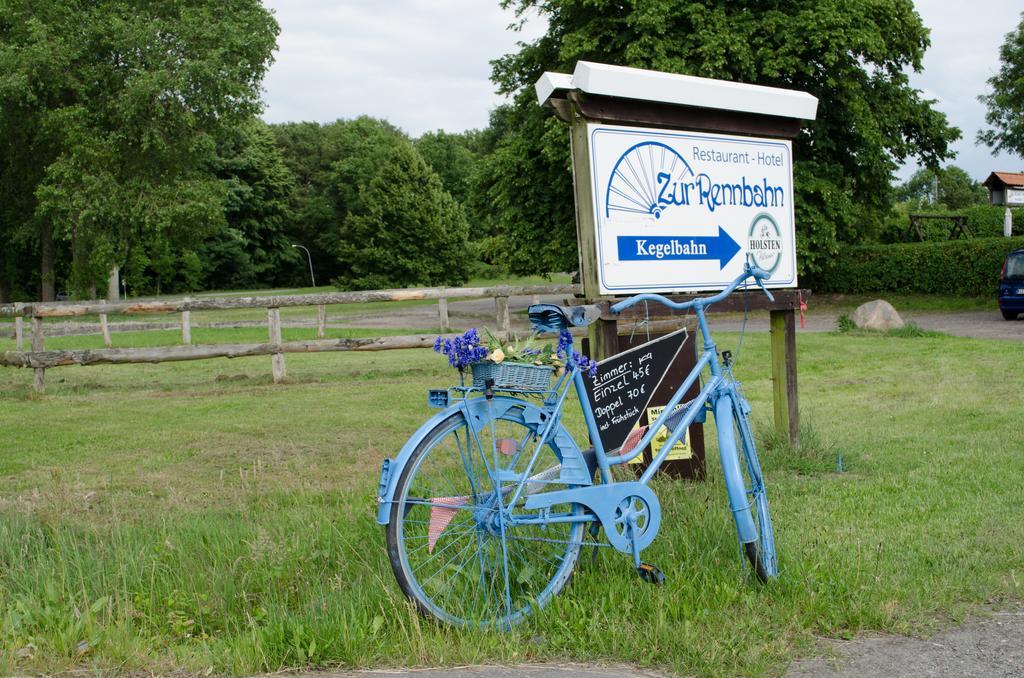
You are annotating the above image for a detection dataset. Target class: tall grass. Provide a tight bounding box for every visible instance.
[0,330,1022,675]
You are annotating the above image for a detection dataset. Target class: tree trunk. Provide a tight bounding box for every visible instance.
[40,220,55,301]
[108,267,120,301]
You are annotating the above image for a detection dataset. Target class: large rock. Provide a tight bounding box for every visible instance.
[852,300,904,330]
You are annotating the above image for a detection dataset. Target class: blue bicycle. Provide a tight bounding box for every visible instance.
[378,264,777,628]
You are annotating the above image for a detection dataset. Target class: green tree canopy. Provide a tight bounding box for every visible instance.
[896,166,987,211]
[979,12,1024,156]
[322,117,471,290]
[199,120,297,291]
[486,0,960,276]
[414,130,482,206]
[0,0,278,299]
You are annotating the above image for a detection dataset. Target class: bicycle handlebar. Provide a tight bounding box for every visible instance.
[610,263,774,315]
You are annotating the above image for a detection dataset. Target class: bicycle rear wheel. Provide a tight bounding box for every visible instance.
[385,405,585,628]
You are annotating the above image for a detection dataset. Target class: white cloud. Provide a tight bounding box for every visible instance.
[901,0,1024,180]
[260,0,1024,181]
[260,0,544,134]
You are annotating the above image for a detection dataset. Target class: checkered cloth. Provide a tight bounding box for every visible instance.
[620,426,649,457]
[427,496,469,553]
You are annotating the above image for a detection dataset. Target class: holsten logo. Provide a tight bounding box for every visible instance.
[746,213,783,272]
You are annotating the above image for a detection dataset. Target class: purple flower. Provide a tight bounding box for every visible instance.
[569,349,599,379]
[557,330,573,358]
[434,328,489,369]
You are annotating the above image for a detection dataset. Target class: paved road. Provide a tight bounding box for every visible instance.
[289,663,669,678]
[339,294,1024,341]
[787,608,1024,677]
[281,609,1024,677]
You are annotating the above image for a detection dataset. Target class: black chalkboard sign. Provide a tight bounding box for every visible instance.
[583,329,688,454]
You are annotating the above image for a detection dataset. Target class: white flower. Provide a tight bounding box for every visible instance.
[490,348,505,363]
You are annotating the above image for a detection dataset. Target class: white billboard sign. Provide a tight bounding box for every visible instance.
[1006,188,1024,205]
[587,123,797,294]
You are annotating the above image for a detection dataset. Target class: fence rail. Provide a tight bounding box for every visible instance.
[0,283,578,392]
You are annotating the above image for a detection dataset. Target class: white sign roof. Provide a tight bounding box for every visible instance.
[536,61,818,121]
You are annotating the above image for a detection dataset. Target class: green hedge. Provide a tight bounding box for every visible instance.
[805,237,1024,295]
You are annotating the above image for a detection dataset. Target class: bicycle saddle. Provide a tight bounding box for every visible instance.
[527,304,601,332]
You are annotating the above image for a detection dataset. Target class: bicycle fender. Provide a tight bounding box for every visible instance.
[376,396,590,525]
[715,393,757,543]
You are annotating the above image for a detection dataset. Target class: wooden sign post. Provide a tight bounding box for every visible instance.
[537,62,817,448]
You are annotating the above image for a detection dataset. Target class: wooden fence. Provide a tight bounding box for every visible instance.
[0,284,577,393]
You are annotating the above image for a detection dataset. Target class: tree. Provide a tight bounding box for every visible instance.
[415,130,482,206]
[979,12,1024,156]
[200,120,297,290]
[487,0,960,276]
[0,0,279,299]
[896,166,987,211]
[271,121,351,284]
[323,118,471,290]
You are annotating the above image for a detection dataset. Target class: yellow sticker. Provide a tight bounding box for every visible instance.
[647,406,691,460]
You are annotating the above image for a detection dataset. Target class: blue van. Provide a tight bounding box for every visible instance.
[999,248,1024,320]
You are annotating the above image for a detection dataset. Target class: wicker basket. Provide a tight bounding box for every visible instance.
[471,362,554,391]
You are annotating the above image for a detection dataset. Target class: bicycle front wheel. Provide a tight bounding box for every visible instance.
[385,404,585,628]
[714,394,777,581]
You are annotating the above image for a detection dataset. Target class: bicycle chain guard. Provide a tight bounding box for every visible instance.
[523,481,661,555]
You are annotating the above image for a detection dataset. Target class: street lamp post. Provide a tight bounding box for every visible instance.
[291,244,316,288]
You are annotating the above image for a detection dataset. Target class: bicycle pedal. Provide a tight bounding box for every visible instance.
[636,562,665,585]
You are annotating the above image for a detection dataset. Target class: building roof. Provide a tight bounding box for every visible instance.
[982,171,1024,189]
[535,62,818,121]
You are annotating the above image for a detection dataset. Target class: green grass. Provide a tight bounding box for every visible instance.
[0,330,1022,675]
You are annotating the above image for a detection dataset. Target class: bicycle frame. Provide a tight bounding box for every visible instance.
[378,265,773,547]
[502,266,773,543]
[519,263,771,489]
[379,264,778,626]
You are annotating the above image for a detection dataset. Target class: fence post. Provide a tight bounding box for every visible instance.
[268,307,286,383]
[99,301,112,348]
[31,316,44,393]
[99,314,112,347]
[317,304,326,339]
[495,296,510,335]
[182,310,191,345]
[15,316,23,350]
[438,293,449,333]
[769,309,800,447]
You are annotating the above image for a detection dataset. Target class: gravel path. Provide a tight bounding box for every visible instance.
[336,295,1024,342]
[280,609,1024,677]
[786,608,1024,677]
[17,295,1021,342]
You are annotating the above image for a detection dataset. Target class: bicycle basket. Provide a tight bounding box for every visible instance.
[471,362,554,391]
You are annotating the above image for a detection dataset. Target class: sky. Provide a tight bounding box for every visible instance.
[260,0,1024,183]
